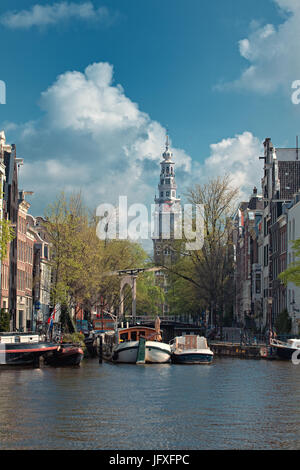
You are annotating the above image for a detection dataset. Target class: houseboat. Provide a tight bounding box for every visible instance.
[102,324,171,364]
[170,335,214,364]
[270,337,300,360]
[43,343,84,367]
[0,333,58,367]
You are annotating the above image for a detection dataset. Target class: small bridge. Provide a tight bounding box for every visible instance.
[133,316,205,343]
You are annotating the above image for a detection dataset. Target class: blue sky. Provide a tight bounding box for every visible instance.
[0,0,300,217]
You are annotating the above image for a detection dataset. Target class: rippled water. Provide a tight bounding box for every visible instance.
[0,358,299,450]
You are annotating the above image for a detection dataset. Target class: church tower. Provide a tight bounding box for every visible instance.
[153,134,181,265]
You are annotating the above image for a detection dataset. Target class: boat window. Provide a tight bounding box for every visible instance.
[130,332,137,341]
[120,333,128,342]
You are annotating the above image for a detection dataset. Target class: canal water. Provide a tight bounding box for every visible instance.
[0,358,299,450]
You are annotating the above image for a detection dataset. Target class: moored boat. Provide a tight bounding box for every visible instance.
[170,335,214,364]
[270,338,300,360]
[0,333,58,367]
[102,325,171,364]
[43,343,84,367]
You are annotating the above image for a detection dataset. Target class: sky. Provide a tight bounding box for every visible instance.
[1,0,300,223]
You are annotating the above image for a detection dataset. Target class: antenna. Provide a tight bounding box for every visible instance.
[297,136,299,161]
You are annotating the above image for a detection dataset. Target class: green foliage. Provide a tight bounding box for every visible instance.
[279,238,300,286]
[62,332,85,344]
[274,309,292,335]
[0,309,10,332]
[121,271,165,318]
[44,191,154,325]
[0,219,15,261]
[136,272,165,317]
[62,332,86,354]
[166,255,206,317]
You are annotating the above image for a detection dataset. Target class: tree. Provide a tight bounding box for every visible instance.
[43,191,155,329]
[0,218,15,261]
[135,272,165,317]
[279,238,300,286]
[166,255,206,317]
[274,309,292,335]
[0,308,10,332]
[162,175,238,328]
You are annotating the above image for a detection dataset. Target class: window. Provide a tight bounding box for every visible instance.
[264,217,267,236]
[255,273,261,294]
[264,245,269,266]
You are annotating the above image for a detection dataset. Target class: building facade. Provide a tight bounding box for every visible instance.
[286,196,300,334]
[234,137,300,333]
[16,192,34,331]
[27,215,51,330]
[234,189,264,328]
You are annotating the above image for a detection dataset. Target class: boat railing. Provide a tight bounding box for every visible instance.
[270,338,287,347]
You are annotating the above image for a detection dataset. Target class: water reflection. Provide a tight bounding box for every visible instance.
[0,359,299,449]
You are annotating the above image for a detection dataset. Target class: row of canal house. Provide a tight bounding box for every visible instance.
[0,131,51,332]
[234,137,300,334]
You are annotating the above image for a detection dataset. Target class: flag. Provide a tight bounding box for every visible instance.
[47,307,56,329]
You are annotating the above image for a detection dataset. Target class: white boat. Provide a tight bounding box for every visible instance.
[170,335,214,364]
[270,338,300,360]
[101,325,171,364]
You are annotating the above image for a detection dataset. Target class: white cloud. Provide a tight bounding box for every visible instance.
[0,2,112,29]
[5,62,191,217]
[3,62,263,245]
[200,131,263,200]
[219,0,300,94]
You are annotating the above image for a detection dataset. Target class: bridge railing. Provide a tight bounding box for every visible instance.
[134,315,203,325]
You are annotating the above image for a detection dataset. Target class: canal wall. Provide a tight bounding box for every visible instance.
[209,342,273,359]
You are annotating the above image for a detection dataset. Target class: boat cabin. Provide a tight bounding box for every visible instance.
[118,326,160,343]
[287,339,300,349]
[171,335,209,351]
[0,333,40,344]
